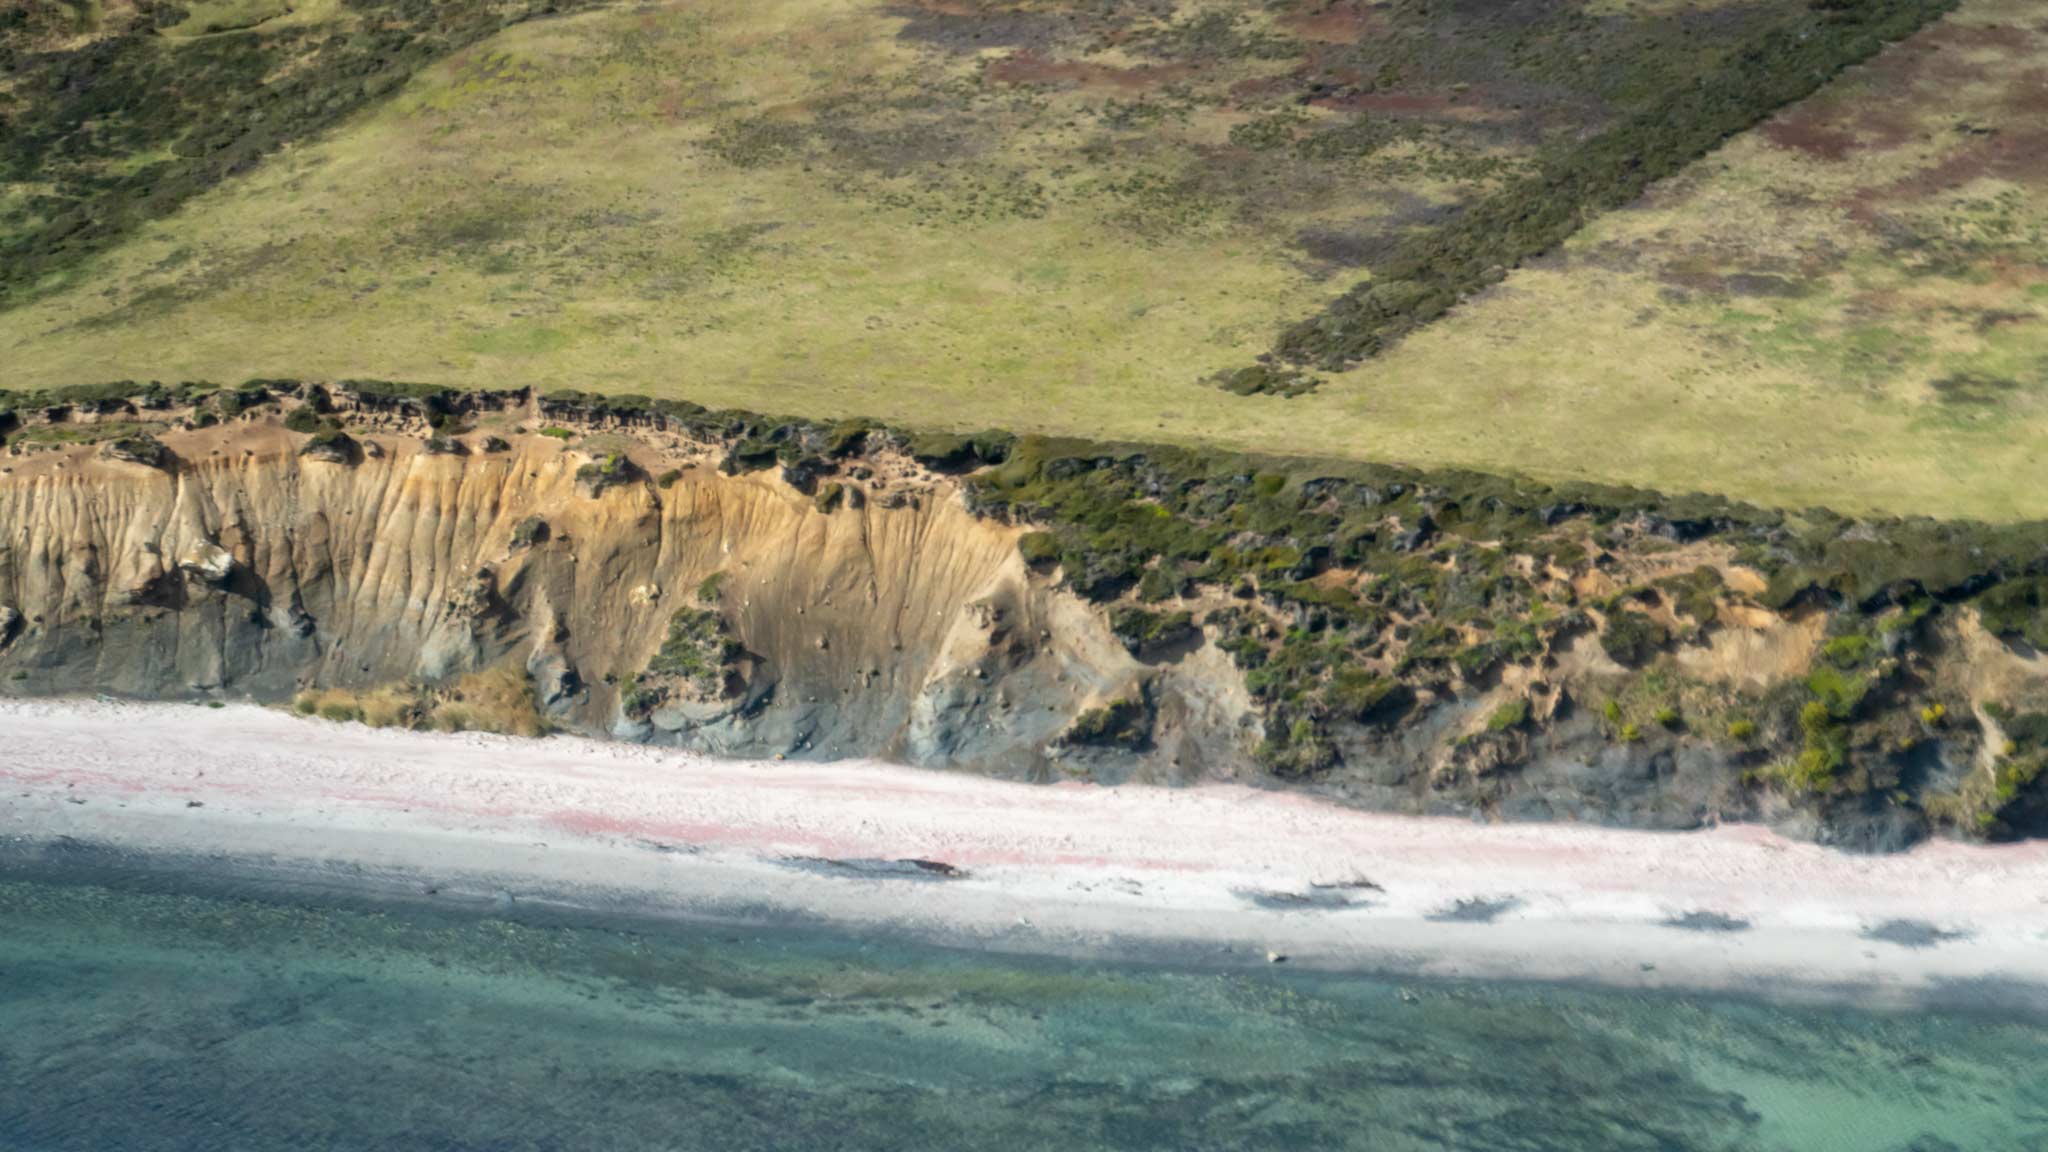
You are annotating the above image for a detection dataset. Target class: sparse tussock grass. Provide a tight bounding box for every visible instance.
[290,666,549,738]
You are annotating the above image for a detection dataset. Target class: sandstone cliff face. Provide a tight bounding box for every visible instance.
[0,422,1247,782]
[4,401,2044,849]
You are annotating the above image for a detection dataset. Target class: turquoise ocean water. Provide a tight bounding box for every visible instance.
[0,852,2042,1152]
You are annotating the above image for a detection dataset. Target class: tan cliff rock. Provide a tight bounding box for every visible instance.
[0,421,1240,780]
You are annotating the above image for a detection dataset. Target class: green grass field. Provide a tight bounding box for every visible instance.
[4,0,2037,519]
[1352,0,2048,519]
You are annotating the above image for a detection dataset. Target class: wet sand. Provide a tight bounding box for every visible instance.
[4,699,2046,1008]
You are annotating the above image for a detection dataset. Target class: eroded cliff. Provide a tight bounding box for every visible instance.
[0,405,1241,784]
[2,379,2045,849]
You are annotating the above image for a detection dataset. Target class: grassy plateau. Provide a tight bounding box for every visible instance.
[6,0,2038,518]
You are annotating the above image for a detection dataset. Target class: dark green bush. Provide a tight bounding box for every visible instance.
[1017,531,1061,568]
[1213,364,1320,398]
[1108,606,1196,657]
[101,435,167,468]
[1600,609,1667,668]
[1977,577,2048,649]
[721,439,778,474]
[906,430,1013,472]
[1325,668,1410,727]
[299,428,354,460]
[1820,632,1874,669]
[1062,698,1150,750]
[696,571,727,603]
[575,451,638,494]
[641,608,739,694]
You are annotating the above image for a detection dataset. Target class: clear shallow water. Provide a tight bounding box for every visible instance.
[0,865,2043,1152]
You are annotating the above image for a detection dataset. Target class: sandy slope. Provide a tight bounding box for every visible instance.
[4,699,2046,1008]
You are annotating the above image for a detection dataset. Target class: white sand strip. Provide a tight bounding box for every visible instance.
[4,699,2046,1005]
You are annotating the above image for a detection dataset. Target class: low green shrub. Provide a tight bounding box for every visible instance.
[1487,698,1529,732]
[575,452,638,494]
[641,608,739,694]
[695,571,727,603]
[1821,633,1874,669]
[1018,531,1061,568]
[1325,668,1410,727]
[1107,606,1196,657]
[1976,577,2048,649]
[1062,698,1150,750]
[1212,365,1321,399]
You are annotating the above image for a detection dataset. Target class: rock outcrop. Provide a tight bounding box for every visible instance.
[178,542,237,585]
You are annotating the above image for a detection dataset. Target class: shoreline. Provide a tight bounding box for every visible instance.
[5,699,2048,1012]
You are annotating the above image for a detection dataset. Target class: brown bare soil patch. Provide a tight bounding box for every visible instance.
[1674,606,1823,689]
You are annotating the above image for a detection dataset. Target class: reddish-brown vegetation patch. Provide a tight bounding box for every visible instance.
[888,0,1081,54]
[1923,19,2038,52]
[1757,25,1990,162]
[1313,89,1467,116]
[2006,67,2048,115]
[1857,126,2048,217]
[985,52,1190,92]
[1280,0,1378,44]
[1759,114,1863,161]
[1228,72,1303,103]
